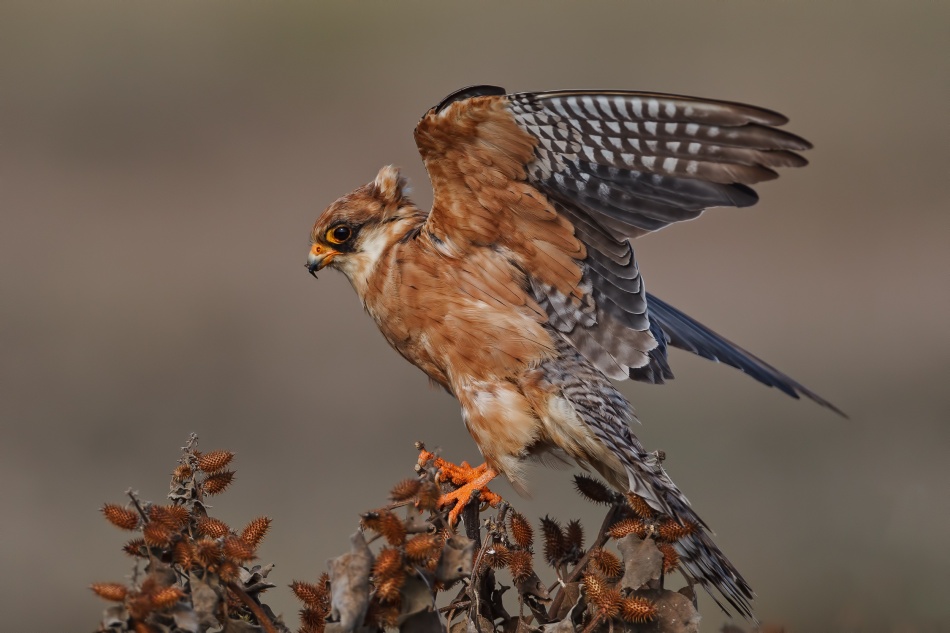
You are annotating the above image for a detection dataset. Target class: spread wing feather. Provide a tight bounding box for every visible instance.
[415,87,838,411]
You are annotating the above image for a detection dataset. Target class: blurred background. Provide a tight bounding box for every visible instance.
[1,2,947,631]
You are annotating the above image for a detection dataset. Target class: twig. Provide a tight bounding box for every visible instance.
[126,489,149,523]
[227,581,279,633]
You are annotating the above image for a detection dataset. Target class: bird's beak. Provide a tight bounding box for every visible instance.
[306,243,339,278]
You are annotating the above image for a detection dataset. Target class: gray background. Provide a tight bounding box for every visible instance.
[1,2,947,632]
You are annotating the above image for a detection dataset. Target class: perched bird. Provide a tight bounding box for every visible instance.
[306,86,842,619]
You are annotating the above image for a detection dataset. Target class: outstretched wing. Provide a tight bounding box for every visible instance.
[413,86,812,385]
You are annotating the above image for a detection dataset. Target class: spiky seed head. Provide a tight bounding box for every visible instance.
[196,516,231,538]
[373,547,404,579]
[608,518,650,540]
[404,533,441,562]
[240,516,272,547]
[540,516,566,566]
[150,586,185,609]
[415,480,441,511]
[375,571,406,604]
[483,542,511,569]
[583,573,621,618]
[656,542,681,573]
[197,450,234,473]
[173,540,196,568]
[565,519,584,552]
[508,550,534,583]
[195,537,222,567]
[361,510,406,545]
[619,596,657,623]
[573,474,616,505]
[299,607,328,633]
[202,470,235,495]
[291,580,329,608]
[172,464,192,483]
[626,493,657,519]
[148,504,189,529]
[218,559,241,582]
[222,535,256,561]
[142,522,172,547]
[91,582,128,602]
[123,538,147,558]
[102,504,140,530]
[656,519,697,542]
[509,512,534,549]
[589,548,623,578]
[389,478,423,502]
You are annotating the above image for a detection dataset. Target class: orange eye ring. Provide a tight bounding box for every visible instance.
[326,225,352,245]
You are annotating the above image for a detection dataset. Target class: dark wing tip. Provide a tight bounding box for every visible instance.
[433,85,507,114]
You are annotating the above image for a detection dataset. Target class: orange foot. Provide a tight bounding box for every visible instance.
[417,448,502,525]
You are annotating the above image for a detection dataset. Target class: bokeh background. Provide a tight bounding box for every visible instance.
[2,2,948,631]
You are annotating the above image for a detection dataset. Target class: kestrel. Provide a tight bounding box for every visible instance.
[307,86,841,618]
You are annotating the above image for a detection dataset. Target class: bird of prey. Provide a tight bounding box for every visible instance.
[306,85,842,619]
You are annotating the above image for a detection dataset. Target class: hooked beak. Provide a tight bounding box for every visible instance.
[306,243,339,278]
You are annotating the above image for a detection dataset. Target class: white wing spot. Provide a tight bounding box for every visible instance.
[664,102,676,117]
[666,141,681,152]
[685,123,699,136]
[632,99,643,118]
[648,99,660,117]
[600,149,615,163]
[664,123,678,134]
[614,96,629,117]
[644,121,657,135]
[606,121,621,134]
[662,157,679,172]
[641,156,656,169]
[686,161,699,175]
[621,153,637,166]
[646,140,658,152]
[708,126,720,138]
[688,142,701,154]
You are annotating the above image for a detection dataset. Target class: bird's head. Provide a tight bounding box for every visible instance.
[307,165,419,291]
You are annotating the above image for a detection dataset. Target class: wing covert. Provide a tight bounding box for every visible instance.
[413,86,812,382]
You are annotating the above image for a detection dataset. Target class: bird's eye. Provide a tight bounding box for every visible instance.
[327,225,352,244]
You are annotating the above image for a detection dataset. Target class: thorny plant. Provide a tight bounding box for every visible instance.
[92,437,775,633]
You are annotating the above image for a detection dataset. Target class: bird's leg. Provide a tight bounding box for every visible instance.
[417,448,502,525]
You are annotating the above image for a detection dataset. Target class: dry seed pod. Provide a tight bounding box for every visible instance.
[626,493,657,519]
[573,474,615,504]
[90,582,128,602]
[142,522,172,547]
[195,537,222,567]
[389,478,423,502]
[540,516,566,565]
[197,450,234,473]
[196,516,230,538]
[589,548,623,578]
[361,510,406,545]
[566,519,584,551]
[608,518,650,540]
[149,505,188,529]
[291,580,328,609]
[375,571,406,604]
[102,504,140,531]
[583,572,621,618]
[656,542,681,573]
[172,463,192,483]
[619,596,657,623]
[366,600,400,629]
[222,535,256,561]
[404,534,441,563]
[656,519,697,542]
[123,538,147,558]
[203,470,235,495]
[218,559,241,582]
[173,540,196,568]
[483,542,511,569]
[373,547,404,579]
[508,550,534,583]
[416,480,441,511]
[509,512,534,549]
[241,516,272,547]
[151,586,185,609]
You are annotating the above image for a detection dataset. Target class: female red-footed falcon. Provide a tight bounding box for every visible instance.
[306,86,843,619]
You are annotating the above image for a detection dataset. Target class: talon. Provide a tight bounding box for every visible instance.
[416,448,501,525]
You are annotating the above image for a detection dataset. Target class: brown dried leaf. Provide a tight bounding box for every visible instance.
[328,531,373,633]
[617,536,663,591]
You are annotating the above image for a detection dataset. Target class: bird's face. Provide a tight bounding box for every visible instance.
[307,165,416,294]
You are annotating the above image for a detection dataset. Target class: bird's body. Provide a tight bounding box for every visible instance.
[307,86,840,619]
